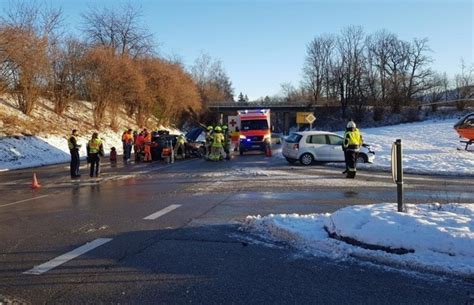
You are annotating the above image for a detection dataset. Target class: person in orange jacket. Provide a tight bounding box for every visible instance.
[143,129,152,162]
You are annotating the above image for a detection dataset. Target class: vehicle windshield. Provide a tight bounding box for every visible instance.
[241,119,269,131]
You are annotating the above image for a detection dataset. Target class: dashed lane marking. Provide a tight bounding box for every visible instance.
[0,195,50,209]
[23,238,113,275]
[143,204,182,220]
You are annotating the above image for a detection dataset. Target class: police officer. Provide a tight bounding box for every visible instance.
[87,132,104,178]
[68,129,81,178]
[343,121,363,178]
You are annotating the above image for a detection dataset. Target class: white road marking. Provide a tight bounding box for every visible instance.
[144,204,181,220]
[23,238,112,275]
[0,195,50,209]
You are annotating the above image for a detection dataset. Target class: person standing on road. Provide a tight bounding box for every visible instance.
[205,126,214,160]
[143,129,152,162]
[123,129,134,163]
[211,126,225,161]
[68,129,81,178]
[174,134,186,159]
[87,132,104,178]
[343,121,363,179]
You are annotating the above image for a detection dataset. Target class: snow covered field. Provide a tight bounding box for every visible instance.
[357,119,474,176]
[244,203,474,277]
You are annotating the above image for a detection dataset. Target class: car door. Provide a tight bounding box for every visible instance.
[326,134,345,161]
[306,134,331,161]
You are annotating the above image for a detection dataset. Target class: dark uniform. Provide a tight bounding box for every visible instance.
[343,122,363,179]
[68,130,81,178]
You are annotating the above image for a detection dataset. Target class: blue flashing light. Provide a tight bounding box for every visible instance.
[246,139,251,142]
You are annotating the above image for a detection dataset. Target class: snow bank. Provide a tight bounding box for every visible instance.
[244,203,474,277]
[0,131,124,171]
[358,119,474,176]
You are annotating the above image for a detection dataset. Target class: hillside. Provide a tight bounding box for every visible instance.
[0,96,175,171]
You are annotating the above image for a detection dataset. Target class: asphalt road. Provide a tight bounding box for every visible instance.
[0,149,473,304]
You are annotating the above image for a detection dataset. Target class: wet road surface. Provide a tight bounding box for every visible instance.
[0,150,473,304]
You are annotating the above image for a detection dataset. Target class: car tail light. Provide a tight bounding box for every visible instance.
[293,144,299,150]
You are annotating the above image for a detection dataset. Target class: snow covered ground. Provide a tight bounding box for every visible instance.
[356,119,474,176]
[244,203,474,277]
[0,132,124,171]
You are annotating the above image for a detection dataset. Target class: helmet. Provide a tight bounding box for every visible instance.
[214,126,222,132]
[222,125,228,130]
[347,121,356,129]
[207,126,213,131]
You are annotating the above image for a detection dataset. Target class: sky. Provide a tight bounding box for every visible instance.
[1,0,472,100]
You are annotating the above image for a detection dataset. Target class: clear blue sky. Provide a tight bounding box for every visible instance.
[2,0,473,100]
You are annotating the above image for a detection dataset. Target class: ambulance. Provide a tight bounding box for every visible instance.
[234,109,272,156]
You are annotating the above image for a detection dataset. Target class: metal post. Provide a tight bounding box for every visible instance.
[395,139,404,212]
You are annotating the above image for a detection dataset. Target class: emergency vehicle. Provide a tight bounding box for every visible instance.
[235,109,272,156]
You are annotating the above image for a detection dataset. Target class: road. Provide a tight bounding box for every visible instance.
[0,149,473,304]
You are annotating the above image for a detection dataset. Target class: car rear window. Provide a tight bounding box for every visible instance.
[285,134,302,143]
[306,135,326,144]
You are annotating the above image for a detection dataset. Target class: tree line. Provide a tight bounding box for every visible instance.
[267,26,473,121]
[0,2,234,127]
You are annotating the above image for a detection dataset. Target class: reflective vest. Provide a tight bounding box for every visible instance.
[68,135,78,150]
[212,133,224,147]
[88,138,102,154]
[178,135,185,145]
[343,129,363,150]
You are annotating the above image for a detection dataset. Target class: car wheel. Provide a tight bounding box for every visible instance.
[299,153,314,166]
[357,153,368,164]
[285,157,297,164]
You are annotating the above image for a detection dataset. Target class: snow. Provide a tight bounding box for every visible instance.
[356,119,474,176]
[0,131,124,170]
[244,203,474,277]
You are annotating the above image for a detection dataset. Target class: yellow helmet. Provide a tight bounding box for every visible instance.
[214,126,222,132]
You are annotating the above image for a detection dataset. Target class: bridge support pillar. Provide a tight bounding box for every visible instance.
[284,112,290,135]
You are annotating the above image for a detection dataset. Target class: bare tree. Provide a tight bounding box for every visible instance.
[190,53,234,105]
[47,38,86,114]
[81,3,154,58]
[303,34,335,103]
[454,59,474,110]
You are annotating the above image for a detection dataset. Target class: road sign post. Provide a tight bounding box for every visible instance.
[391,139,404,212]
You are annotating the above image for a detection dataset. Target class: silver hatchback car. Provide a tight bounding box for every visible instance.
[282,131,375,166]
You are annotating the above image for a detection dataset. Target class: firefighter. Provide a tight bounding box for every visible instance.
[211,126,225,161]
[143,129,152,162]
[222,125,231,160]
[175,134,186,159]
[87,132,104,178]
[68,129,81,178]
[343,121,363,179]
[205,125,214,159]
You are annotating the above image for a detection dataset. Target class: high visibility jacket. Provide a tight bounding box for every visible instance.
[212,133,224,147]
[343,128,363,151]
[88,138,103,154]
[123,132,133,144]
[144,133,152,144]
[205,132,213,144]
[231,131,240,141]
[68,135,80,150]
[177,135,186,145]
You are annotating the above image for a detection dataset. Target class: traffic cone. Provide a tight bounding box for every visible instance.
[31,173,41,189]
